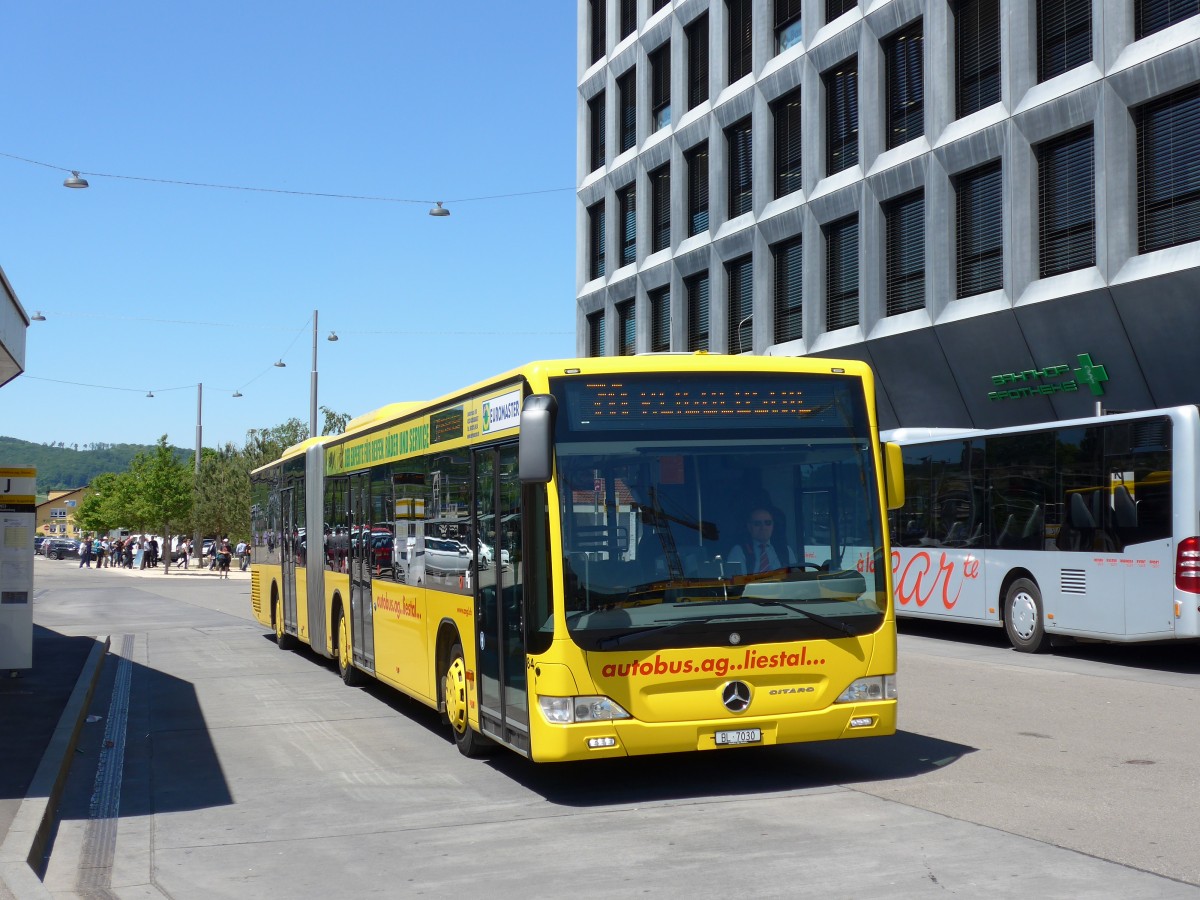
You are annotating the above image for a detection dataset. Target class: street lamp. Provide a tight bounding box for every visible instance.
[193,383,202,571]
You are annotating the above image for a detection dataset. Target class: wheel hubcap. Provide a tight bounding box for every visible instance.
[444,657,467,735]
[1010,591,1037,640]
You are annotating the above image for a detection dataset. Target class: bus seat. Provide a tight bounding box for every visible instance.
[1114,485,1137,529]
[995,514,1016,548]
[1069,493,1095,529]
[1021,505,1043,541]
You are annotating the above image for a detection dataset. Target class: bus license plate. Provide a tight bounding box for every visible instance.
[715,728,762,746]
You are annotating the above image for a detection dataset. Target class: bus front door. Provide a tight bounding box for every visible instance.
[475,445,529,754]
[348,472,376,674]
[279,486,298,639]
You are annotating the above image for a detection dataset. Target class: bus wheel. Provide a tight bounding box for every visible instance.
[1004,578,1050,653]
[274,600,295,650]
[443,643,490,758]
[335,606,361,686]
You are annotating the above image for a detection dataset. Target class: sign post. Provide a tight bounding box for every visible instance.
[0,467,36,673]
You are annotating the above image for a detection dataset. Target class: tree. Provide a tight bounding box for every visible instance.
[243,418,309,471]
[192,442,250,544]
[73,472,125,537]
[126,437,192,575]
[321,406,351,436]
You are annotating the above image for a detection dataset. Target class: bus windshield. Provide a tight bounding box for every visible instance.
[552,374,888,650]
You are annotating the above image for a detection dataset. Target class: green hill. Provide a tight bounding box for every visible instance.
[0,436,189,495]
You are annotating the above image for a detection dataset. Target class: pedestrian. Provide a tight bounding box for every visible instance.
[78,537,90,568]
[124,539,134,568]
[94,537,105,570]
[149,538,159,568]
[217,539,232,579]
[177,538,190,569]
[235,538,248,571]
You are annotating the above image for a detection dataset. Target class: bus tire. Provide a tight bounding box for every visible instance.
[443,642,491,758]
[335,606,362,686]
[274,598,295,650]
[1004,578,1050,653]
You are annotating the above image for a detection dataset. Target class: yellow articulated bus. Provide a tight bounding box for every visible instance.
[250,355,904,762]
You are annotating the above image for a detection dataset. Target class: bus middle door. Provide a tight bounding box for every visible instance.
[280,486,298,639]
[475,444,529,754]
[348,472,376,674]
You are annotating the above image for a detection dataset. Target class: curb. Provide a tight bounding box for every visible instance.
[0,635,111,899]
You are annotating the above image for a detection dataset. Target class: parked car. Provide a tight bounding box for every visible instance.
[34,535,47,555]
[43,537,81,560]
[423,537,471,575]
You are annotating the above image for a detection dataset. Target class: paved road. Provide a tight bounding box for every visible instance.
[15,557,1200,898]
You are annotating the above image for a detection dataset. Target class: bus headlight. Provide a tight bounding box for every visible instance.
[538,695,632,723]
[835,675,897,703]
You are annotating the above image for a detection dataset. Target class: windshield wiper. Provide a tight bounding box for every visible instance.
[597,611,781,649]
[740,599,857,637]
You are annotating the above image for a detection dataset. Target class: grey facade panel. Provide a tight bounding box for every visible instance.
[1111,268,1200,409]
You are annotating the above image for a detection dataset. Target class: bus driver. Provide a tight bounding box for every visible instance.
[726,507,797,574]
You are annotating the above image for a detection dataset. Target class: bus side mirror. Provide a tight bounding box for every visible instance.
[884,442,905,511]
[519,394,557,484]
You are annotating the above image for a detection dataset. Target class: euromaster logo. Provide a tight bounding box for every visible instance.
[989,353,1108,402]
[481,390,522,434]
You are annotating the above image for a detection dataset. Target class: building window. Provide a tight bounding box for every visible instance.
[590,0,606,64]
[954,0,1000,119]
[1038,0,1091,82]
[827,0,855,24]
[885,21,923,150]
[652,0,670,12]
[588,201,606,280]
[727,255,754,353]
[588,309,606,356]
[50,508,67,518]
[826,216,859,330]
[825,57,858,175]
[1136,85,1200,254]
[618,68,637,153]
[1038,127,1095,277]
[686,272,710,350]
[650,286,671,351]
[956,160,1003,297]
[686,13,709,110]
[1136,0,1200,40]
[775,0,802,53]
[727,117,753,218]
[772,88,802,198]
[650,163,671,252]
[885,190,925,315]
[687,142,710,236]
[772,236,803,343]
[589,91,606,172]
[727,0,752,83]
[617,299,636,355]
[618,183,637,266]
[620,0,636,39]
[651,42,671,131]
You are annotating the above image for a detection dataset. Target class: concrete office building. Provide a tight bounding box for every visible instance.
[575,0,1200,430]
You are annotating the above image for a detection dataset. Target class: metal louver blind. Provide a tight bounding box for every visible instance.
[589,202,606,279]
[773,89,802,198]
[619,184,637,266]
[1038,127,1094,277]
[650,287,671,351]
[885,191,925,315]
[617,299,636,355]
[825,59,858,175]
[1038,0,1091,82]
[776,0,802,28]
[589,91,606,171]
[651,164,671,252]
[591,0,606,63]
[1136,0,1200,40]
[727,0,752,82]
[826,217,859,331]
[955,0,1000,118]
[885,21,923,150]
[727,255,754,353]
[826,0,855,23]
[1137,85,1200,254]
[688,142,710,235]
[621,0,636,38]
[588,310,606,356]
[687,14,709,109]
[772,236,803,343]
[652,0,669,11]
[956,160,1003,297]
[651,43,671,130]
[727,118,753,218]
[686,272,710,351]
[619,69,637,152]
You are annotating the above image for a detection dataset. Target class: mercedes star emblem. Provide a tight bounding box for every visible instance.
[722,680,752,713]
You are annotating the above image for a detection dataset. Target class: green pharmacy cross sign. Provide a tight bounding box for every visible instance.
[989,353,1109,402]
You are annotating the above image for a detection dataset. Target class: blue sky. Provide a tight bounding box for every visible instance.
[0,2,578,450]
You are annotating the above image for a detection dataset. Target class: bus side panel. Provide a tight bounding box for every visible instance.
[294,564,312,646]
[324,569,350,658]
[250,566,278,629]
[372,580,433,702]
[892,546,992,622]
